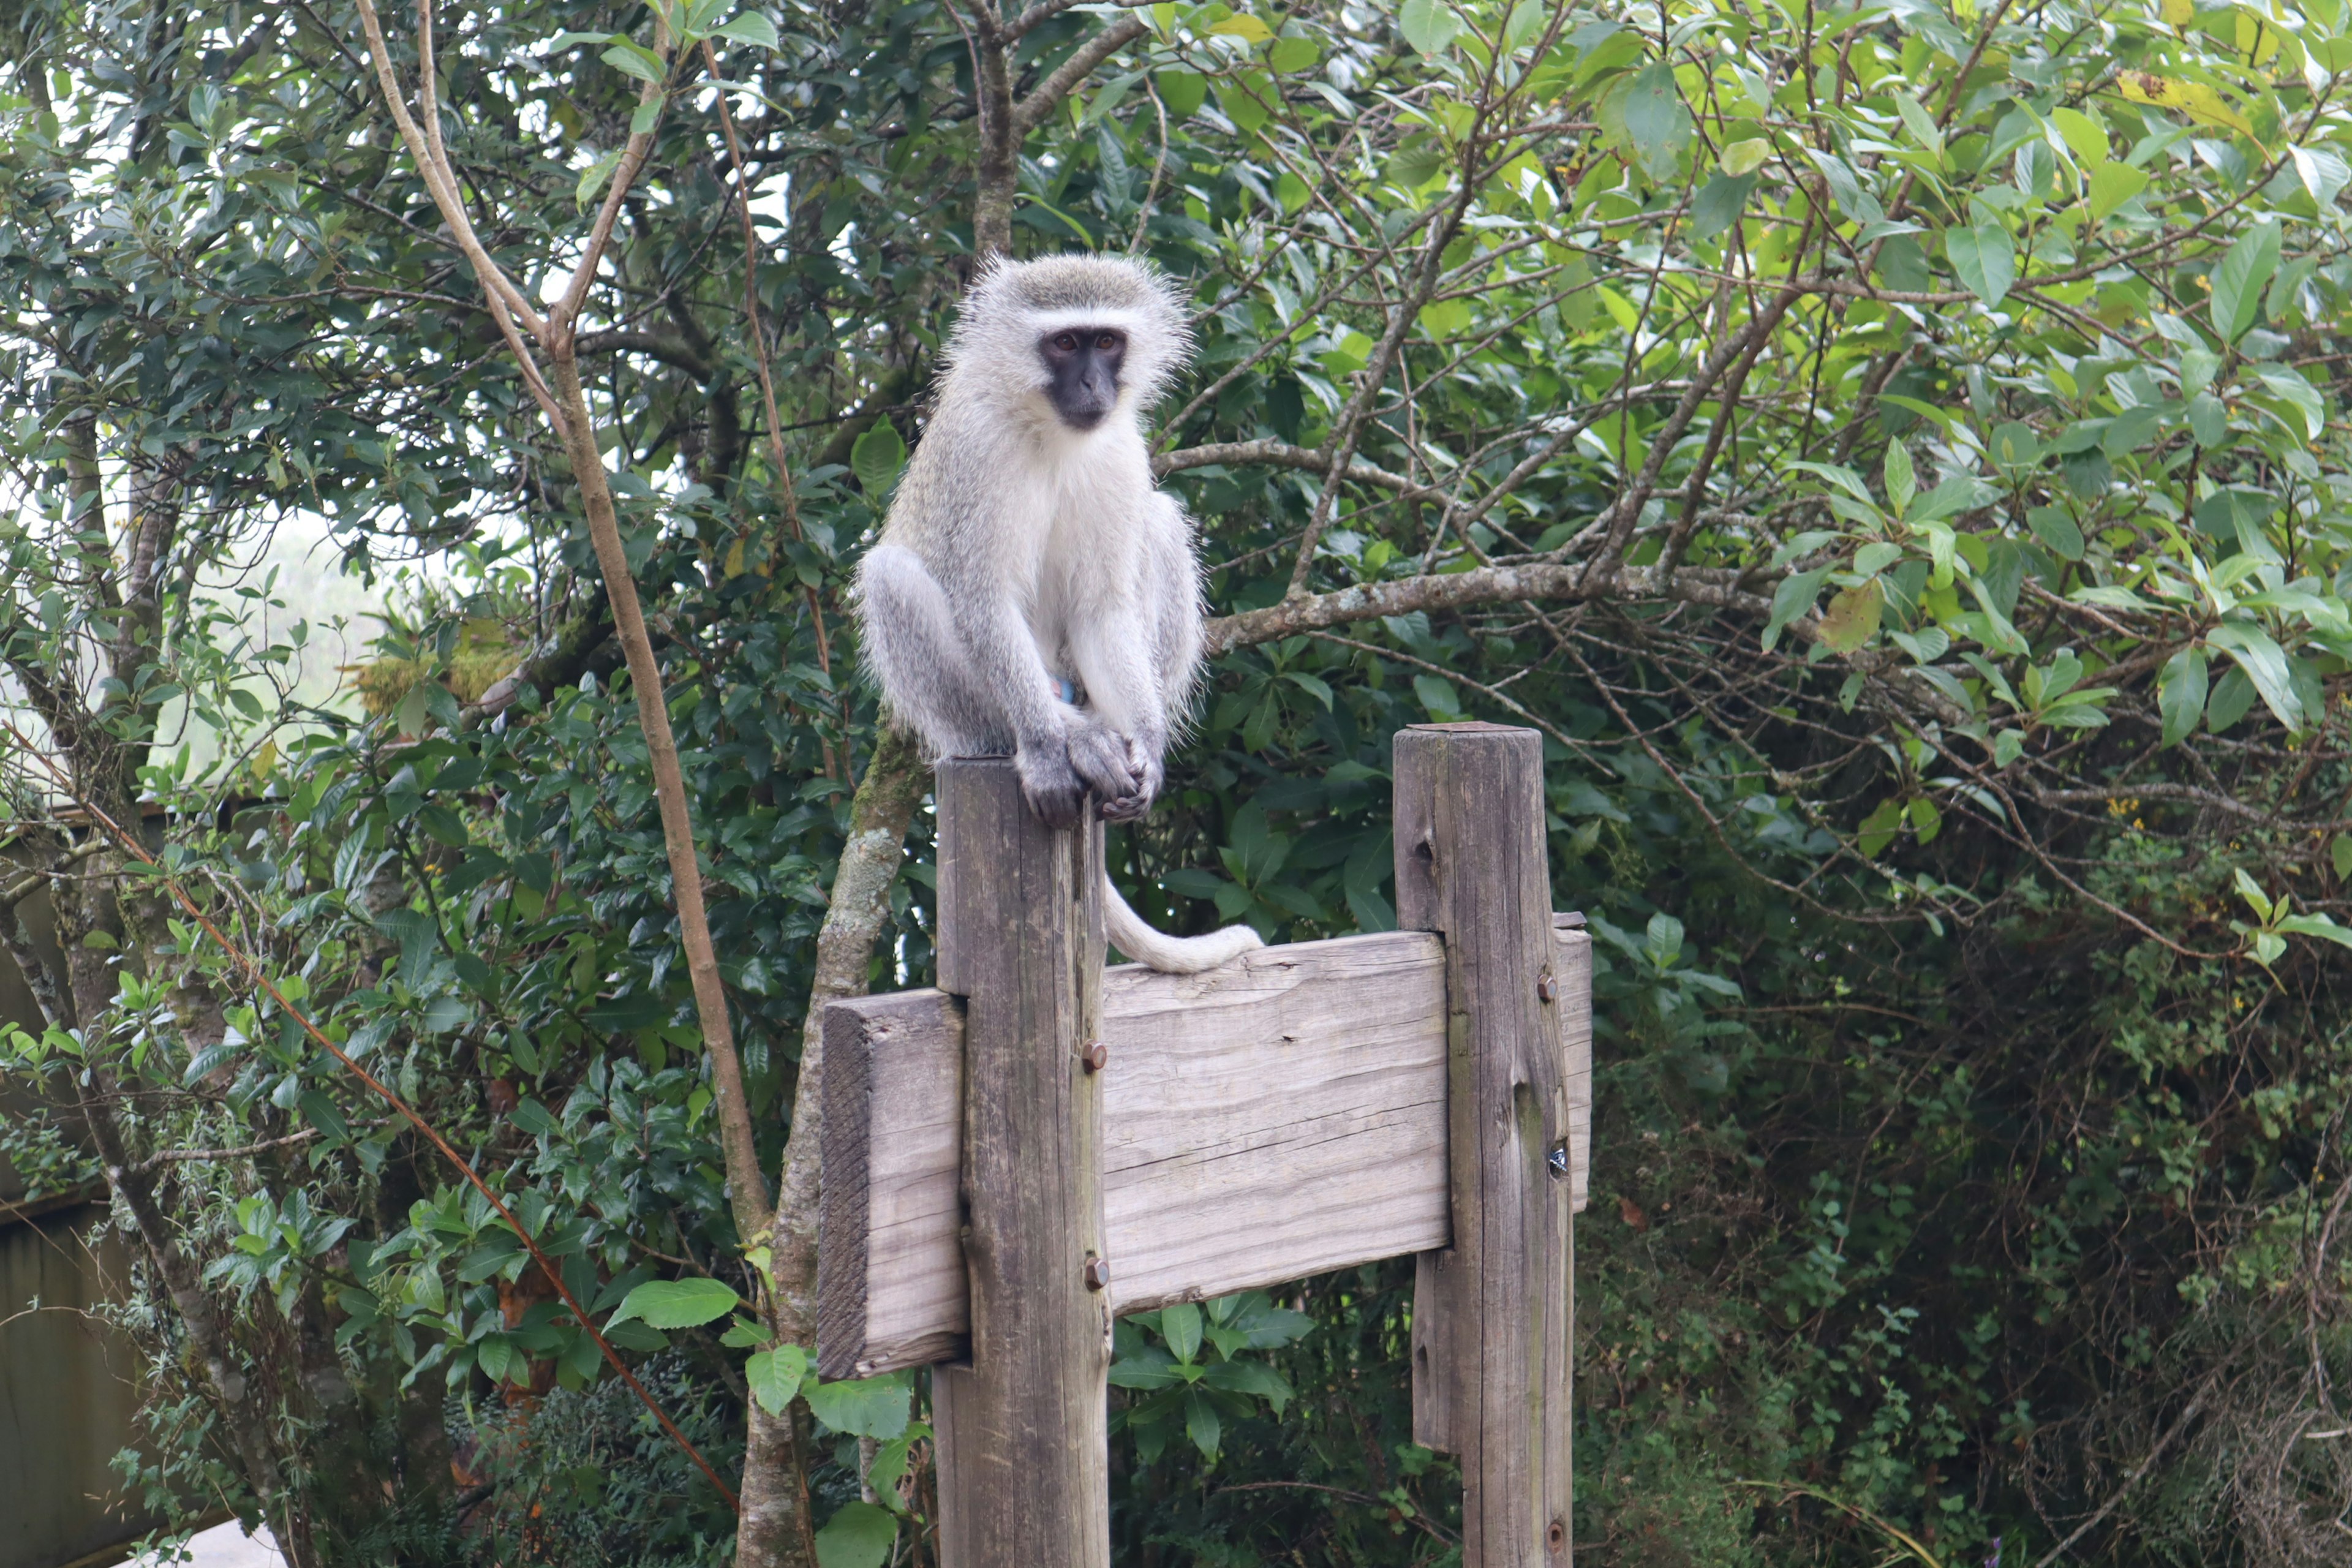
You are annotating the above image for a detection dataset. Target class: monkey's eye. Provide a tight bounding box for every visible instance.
[1096,331,1119,352]
[1054,331,1080,353]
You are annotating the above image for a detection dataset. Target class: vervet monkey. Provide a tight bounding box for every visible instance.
[855,255,1262,974]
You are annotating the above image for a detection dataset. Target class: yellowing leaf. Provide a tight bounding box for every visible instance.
[251,739,278,785]
[723,538,747,578]
[2119,72,2255,140]
[2162,0,2191,24]
[1818,581,1883,653]
[1208,13,1273,42]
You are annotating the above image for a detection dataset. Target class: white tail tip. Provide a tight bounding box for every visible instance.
[1102,876,1264,973]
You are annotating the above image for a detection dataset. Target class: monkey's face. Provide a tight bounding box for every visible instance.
[1038,326,1127,431]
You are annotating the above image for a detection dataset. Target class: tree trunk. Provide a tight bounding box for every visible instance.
[737,723,928,1568]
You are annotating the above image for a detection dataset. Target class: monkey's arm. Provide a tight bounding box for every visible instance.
[952,579,1138,827]
[1068,494,1203,821]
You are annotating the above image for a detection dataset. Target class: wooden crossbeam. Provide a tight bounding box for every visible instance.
[817,914,1591,1380]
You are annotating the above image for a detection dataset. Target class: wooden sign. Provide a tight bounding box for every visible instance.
[817,725,1589,1566]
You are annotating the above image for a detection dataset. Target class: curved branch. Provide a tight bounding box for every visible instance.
[1156,439,1420,494]
[1012,17,1151,133]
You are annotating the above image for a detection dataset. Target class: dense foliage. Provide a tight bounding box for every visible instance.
[7,0,2352,1562]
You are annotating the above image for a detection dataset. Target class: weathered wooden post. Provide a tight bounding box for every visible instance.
[927,757,1111,1565]
[818,726,1586,1567]
[1394,723,1575,1564]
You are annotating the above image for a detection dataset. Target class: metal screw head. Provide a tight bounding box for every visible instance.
[1547,1142,1570,1179]
[1537,971,1556,1004]
[1081,1041,1108,1074]
[1082,1253,1110,1292]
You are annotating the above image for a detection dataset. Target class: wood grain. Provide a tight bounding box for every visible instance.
[1555,916,1593,1216]
[927,758,1110,1567]
[1396,723,1574,1566]
[1101,929,1448,1311]
[816,989,966,1378]
[818,929,1452,1373]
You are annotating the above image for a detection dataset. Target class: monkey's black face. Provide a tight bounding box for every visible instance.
[1039,326,1127,431]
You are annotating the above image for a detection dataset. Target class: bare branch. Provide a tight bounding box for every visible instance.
[349,0,548,339]
[1012,17,1152,133]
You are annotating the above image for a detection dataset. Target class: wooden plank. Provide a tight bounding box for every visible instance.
[1395,723,1574,1566]
[927,758,1110,1567]
[816,989,965,1379]
[1101,930,1448,1312]
[1554,916,1593,1216]
[817,927,1453,1375]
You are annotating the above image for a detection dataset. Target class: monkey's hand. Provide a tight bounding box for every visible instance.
[1064,719,1142,813]
[1096,734,1163,823]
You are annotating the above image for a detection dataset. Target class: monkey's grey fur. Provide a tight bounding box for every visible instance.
[855,255,1262,973]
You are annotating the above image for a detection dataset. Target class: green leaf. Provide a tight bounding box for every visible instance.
[813,1501,899,1568]
[2255,367,2326,438]
[1762,567,1830,650]
[1219,72,1271,134]
[1162,1301,1203,1362]
[747,1343,809,1415]
[607,1277,741,1330]
[2277,913,2352,949]
[2206,666,2257,732]
[1882,441,1916,516]
[1644,912,1684,968]
[2087,160,2147,222]
[1155,70,1207,119]
[1689,172,1755,240]
[576,148,624,210]
[1945,221,2015,307]
[2027,505,2083,561]
[851,421,906,495]
[2159,646,2208,748]
[2209,222,2281,342]
[1857,798,1905,857]
[2334,834,2352,879]
[1720,137,1770,176]
[1398,0,1463,56]
[2052,106,2108,167]
[2294,145,2350,208]
[297,1089,349,1145]
[1268,36,1319,73]
[1185,1389,1223,1457]
[600,41,667,84]
[804,1372,911,1438]
[1619,63,1691,179]
[2187,391,2229,447]
[2207,622,2302,729]
[708,13,780,50]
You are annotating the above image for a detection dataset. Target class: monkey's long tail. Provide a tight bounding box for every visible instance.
[1102,877,1265,974]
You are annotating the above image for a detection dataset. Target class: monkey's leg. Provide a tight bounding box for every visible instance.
[1068,606,1166,823]
[858,545,1011,756]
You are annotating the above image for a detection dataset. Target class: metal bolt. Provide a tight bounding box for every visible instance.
[1547,1142,1570,1179]
[1537,971,1556,1003]
[1081,1041,1107,1074]
[1083,1253,1110,1292]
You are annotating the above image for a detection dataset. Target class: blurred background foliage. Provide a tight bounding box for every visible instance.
[6,0,2352,1563]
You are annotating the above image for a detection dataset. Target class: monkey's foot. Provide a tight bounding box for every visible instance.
[1064,721,1140,806]
[1016,745,1089,829]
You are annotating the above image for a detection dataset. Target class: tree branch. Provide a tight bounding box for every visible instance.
[1012,17,1151,133]
[1156,439,1420,495]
